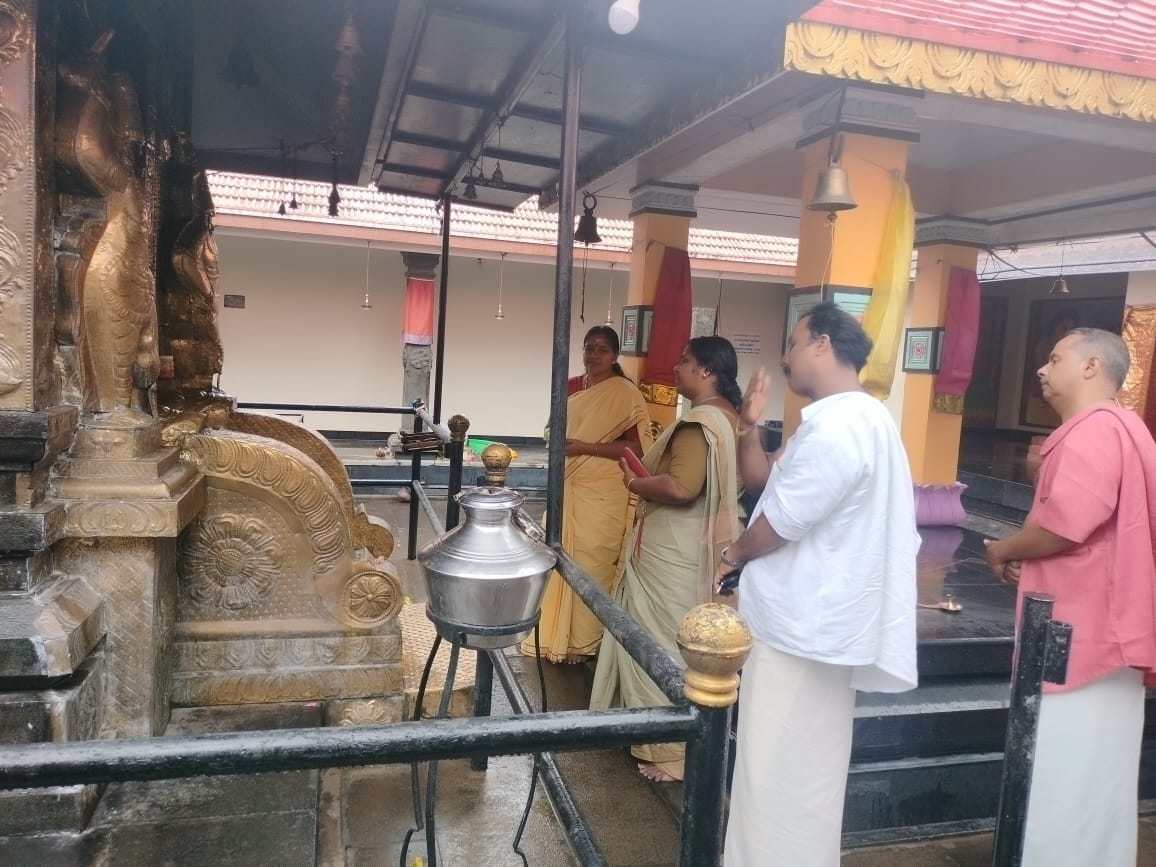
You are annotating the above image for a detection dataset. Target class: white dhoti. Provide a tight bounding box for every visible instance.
[724,641,855,867]
[1022,666,1144,867]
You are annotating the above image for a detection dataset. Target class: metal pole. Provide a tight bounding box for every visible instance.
[675,605,751,867]
[679,704,733,867]
[445,415,469,530]
[407,410,423,560]
[433,193,452,423]
[0,707,699,789]
[992,593,1072,867]
[490,649,608,865]
[544,0,582,547]
[470,654,495,772]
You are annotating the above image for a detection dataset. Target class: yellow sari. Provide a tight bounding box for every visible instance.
[522,375,652,662]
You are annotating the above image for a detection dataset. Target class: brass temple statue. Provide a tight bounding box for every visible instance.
[55,31,159,419]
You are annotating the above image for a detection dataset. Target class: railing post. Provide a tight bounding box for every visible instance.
[992,592,1073,867]
[407,409,423,560]
[677,604,752,867]
[445,414,469,530]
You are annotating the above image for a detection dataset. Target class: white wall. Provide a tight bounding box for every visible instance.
[215,230,791,438]
[1127,269,1156,305]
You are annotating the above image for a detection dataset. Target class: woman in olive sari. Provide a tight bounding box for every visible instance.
[590,336,742,782]
[522,326,653,664]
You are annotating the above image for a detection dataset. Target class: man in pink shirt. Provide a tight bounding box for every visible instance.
[986,327,1156,867]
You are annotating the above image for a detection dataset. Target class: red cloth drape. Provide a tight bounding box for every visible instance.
[934,267,981,397]
[643,247,692,387]
[402,276,435,345]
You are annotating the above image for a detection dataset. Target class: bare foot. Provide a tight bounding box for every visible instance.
[563,653,593,665]
[638,762,679,783]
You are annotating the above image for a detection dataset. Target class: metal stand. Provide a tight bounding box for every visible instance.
[400,611,543,867]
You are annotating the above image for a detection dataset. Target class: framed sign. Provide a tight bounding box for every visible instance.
[902,327,944,373]
[620,305,653,356]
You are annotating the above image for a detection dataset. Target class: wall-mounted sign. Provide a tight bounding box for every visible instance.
[223,294,246,309]
[731,333,762,355]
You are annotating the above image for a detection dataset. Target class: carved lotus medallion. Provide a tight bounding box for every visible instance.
[342,569,402,627]
[184,515,283,610]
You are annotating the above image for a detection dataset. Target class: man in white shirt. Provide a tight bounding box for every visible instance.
[715,302,919,867]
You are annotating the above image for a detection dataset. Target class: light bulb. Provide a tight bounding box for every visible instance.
[608,0,639,35]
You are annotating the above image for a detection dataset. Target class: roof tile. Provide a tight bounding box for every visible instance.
[207,171,799,269]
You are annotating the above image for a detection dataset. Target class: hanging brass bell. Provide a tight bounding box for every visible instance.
[808,164,856,213]
[574,192,602,245]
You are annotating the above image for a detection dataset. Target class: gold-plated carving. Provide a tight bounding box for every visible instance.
[179,431,346,573]
[54,39,160,417]
[54,538,178,737]
[158,135,222,408]
[677,603,752,708]
[640,381,679,406]
[170,665,404,707]
[174,635,402,671]
[336,698,398,726]
[785,21,1156,122]
[1121,305,1156,417]
[183,514,284,610]
[342,562,403,628]
[0,0,30,72]
[933,392,965,415]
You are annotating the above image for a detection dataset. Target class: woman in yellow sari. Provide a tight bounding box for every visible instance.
[590,336,742,782]
[522,325,653,664]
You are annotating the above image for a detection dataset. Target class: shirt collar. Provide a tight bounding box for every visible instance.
[800,390,863,423]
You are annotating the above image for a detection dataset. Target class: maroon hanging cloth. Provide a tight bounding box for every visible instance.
[933,267,981,414]
[643,247,692,388]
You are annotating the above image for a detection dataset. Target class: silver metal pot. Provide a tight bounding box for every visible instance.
[418,486,556,649]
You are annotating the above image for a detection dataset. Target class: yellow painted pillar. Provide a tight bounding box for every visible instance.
[784,131,910,435]
[900,244,980,484]
[620,183,696,429]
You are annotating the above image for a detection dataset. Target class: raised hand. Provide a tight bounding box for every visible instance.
[741,366,772,428]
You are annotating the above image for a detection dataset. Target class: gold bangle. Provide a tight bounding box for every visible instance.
[626,476,636,492]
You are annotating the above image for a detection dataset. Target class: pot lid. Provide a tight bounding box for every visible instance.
[456,486,524,511]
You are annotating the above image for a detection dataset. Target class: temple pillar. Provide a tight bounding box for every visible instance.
[621,182,697,430]
[901,238,981,484]
[400,251,439,408]
[784,90,916,435]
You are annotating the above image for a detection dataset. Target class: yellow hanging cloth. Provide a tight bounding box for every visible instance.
[859,173,915,399]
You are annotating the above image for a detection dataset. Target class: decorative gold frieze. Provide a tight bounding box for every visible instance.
[170,664,404,707]
[60,479,205,538]
[785,21,1156,123]
[173,633,402,672]
[333,697,403,726]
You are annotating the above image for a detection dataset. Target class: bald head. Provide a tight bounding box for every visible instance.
[1067,328,1129,389]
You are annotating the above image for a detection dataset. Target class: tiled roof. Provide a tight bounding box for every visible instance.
[805,0,1156,79]
[206,171,800,270]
